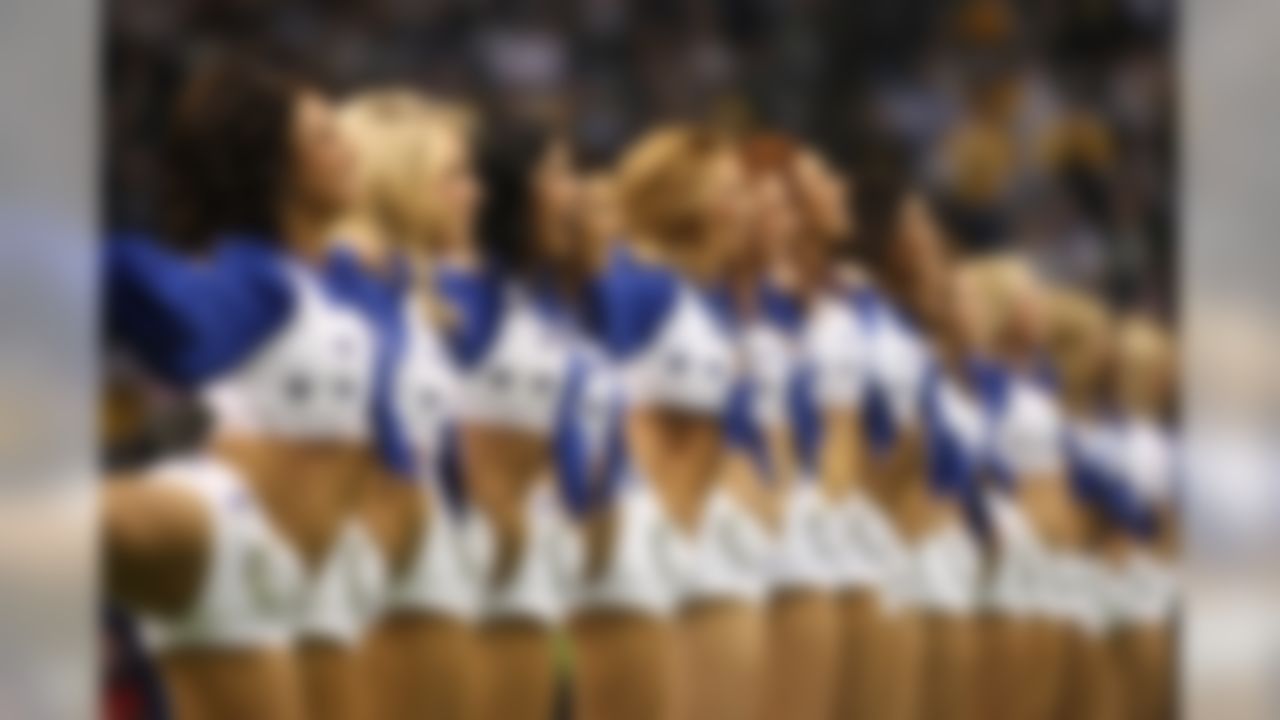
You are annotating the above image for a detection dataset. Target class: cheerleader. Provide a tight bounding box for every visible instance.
[494,132,642,720]
[319,91,478,720]
[913,268,992,720]
[671,143,778,720]
[430,120,581,720]
[557,125,744,720]
[477,127,680,720]
[742,137,852,720]
[966,258,1074,720]
[506,127,752,720]
[103,55,373,719]
[757,144,880,717]
[633,129,759,720]
[1109,317,1179,720]
[1045,288,1133,720]
[851,163,928,720]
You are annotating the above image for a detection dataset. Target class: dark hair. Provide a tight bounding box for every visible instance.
[853,160,911,275]
[162,53,304,252]
[854,159,954,328]
[476,122,562,275]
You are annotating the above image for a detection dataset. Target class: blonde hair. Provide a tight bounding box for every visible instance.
[1115,316,1175,414]
[1046,287,1109,397]
[960,254,1040,353]
[337,89,473,251]
[616,125,730,250]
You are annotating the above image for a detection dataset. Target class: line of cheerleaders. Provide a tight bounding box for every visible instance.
[102,58,1178,720]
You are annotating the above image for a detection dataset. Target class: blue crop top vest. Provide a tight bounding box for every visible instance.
[434,262,588,515]
[598,251,736,415]
[320,248,417,478]
[1065,416,1154,536]
[922,367,993,536]
[106,234,376,443]
[856,289,934,456]
[758,283,870,481]
[105,234,296,387]
[568,250,738,503]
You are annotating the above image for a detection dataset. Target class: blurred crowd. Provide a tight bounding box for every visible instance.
[105,0,1176,316]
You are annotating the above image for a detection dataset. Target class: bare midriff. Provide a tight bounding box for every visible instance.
[211,434,365,569]
[355,456,428,578]
[1016,474,1076,548]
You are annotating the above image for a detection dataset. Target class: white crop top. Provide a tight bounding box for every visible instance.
[802,296,873,410]
[391,299,459,473]
[202,266,376,442]
[573,339,620,469]
[991,374,1067,480]
[866,307,932,430]
[1114,417,1174,506]
[455,287,571,434]
[935,376,988,456]
[744,320,795,428]
[619,285,736,414]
